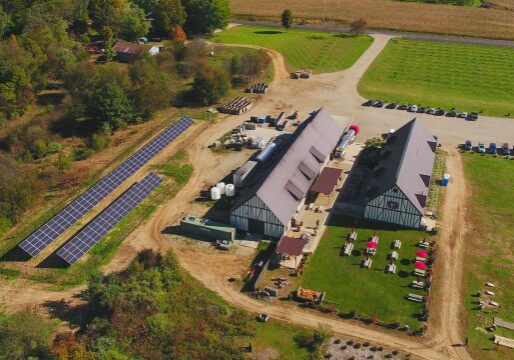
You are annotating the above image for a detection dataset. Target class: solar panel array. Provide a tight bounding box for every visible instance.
[19,116,193,257]
[56,173,162,265]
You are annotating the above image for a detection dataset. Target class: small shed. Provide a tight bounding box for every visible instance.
[180,215,236,242]
[113,41,142,62]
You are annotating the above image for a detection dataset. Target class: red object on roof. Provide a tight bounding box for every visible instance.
[366,241,378,249]
[349,124,360,135]
[310,167,343,195]
[113,41,142,54]
[416,250,428,257]
[414,261,427,270]
[276,236,308,256]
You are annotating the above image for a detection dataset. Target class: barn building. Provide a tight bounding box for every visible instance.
[229,108,342,238]
[363,119,437,229]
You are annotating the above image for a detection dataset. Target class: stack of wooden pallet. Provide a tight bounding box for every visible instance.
[218,97,253,115]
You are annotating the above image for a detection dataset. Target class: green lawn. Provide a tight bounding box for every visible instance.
[301,215,432,329]
[214,26,373,73]
[252,320,312,360]
[461,153,514,359]
[359,38,514,118]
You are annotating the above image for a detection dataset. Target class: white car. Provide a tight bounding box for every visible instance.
[409,105,418,112]
[459,112,468,119]
[477,142,486,154]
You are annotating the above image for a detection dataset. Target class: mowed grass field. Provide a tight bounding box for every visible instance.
[231,0,514,40]
[359,39,514,117]
[462,153,514,359]
[214,26,373,73]
[301,215,432,328]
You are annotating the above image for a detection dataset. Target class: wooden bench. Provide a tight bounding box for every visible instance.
[407,293,424,302]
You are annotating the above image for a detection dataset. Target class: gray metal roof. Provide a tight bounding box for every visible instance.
[366,118,436,214]
[233,108,342,225]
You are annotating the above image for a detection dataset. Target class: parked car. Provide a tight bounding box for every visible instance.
[448,108,457,117]
[397,103,408,110]
[374,100,386,108]
[435,108,445,116]
[426,108,436,115]
[467,111,479,121]
[502,143,510,155]
[409,104,418,112]
[363,99,374,106]
[458,111,468,119]
[464,140,472,151]
[478,142,486,154]
[489,143,497,154]
[417,106,426,113]
[386,101,397,109]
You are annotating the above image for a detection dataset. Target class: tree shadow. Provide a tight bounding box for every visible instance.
[254,30,283,35]
[400,258,411,266]
[307,35,324,40]
[397,270,410,278]
[37,92,65,106]
[42,297,90,330]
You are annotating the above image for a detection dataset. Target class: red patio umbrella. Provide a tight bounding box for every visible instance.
[416,250,429,257]
[366,241,378,249]
[414,261,427,270]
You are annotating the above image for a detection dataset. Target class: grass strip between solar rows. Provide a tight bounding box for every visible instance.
[18,117,193,257]
[56,173,162,265]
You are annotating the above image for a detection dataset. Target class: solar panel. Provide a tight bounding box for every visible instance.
[56,173,162,265]
[19,116,193,257]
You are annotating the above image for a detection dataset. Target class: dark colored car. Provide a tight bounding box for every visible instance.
[397,104,408,110]
[426,108,436,115]
[447,108,457,117]
[374,100,386,108]
[435,109,445,116]
[502,143,510,155]
[489,143,497,155]
[467,111,479,121]
[386,101,397,109]
[363,99,374,106]
[464,140,472,151]
[417,106,426,113]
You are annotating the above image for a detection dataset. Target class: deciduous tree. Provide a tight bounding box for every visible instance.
[182,0,230,35]
[281,9,293,30]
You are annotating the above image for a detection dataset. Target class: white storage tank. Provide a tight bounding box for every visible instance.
[225,184,235,197]
[216,182,226,195]
[210,186,221,200]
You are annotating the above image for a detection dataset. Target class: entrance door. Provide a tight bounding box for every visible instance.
[248,219,265,234]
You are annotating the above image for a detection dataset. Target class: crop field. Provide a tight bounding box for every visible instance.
[214,26,373,73]
[231,0,514,40]
[462,153,514,359]
[301,215,432,329]
[358,39,514,117]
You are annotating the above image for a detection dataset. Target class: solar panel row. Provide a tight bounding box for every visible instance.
[19,116,193,257]
[56,173,162,265]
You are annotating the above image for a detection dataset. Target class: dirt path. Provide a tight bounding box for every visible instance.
[425,148,472,360]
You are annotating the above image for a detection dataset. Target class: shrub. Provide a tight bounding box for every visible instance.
[347,340,354,345]
[392,350,399,355]
[90,133,109,151]
[334,339,341,344]
[47,142,62,154]
[363,342,370,347]
[354,343,361,349]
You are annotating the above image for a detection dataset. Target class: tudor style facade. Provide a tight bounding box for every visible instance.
[363,118,436,229]
[229,108,343,239]
[364,185,423,229]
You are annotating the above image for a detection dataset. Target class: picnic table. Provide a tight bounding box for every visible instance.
[393,239,402,249]
[389,251,398,261]
[348,231,357,241]
[386,263,396,274]
[370,235,379,243]
[362,258,373,268]
[416,256,427,262]
[343,243,354,256]
[412,280,425,289]
[414,269,426,277]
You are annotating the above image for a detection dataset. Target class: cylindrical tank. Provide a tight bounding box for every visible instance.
[216,182,226,195]
[256,143,276,162]
[225,184,235,197]
[210,186,221,200]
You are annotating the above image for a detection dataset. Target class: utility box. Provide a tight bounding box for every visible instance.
[180,215,236,242]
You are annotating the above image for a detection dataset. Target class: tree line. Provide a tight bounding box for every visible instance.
[0,0,234,234]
